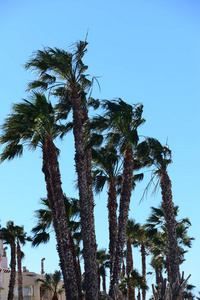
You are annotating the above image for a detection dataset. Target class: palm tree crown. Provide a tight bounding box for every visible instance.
[37,270,64,300]
[0,93,61,161]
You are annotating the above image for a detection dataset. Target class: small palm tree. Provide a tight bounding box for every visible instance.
[96,249,110,293]
[120,268,148,300]
[127,219,150,300]
[145,204,194,282]
[31,195,81,247]
[37,270,64,300]
[0,221,16,300]
[126,219,141,300]
[15,226,32,300]
[0,222,27,300]
[31,195,83,298]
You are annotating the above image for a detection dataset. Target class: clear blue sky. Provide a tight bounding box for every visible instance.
[1,0,200,296]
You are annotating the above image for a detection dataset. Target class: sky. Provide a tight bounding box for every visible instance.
[0,0,200,297]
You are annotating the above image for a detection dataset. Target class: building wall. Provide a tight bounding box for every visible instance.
[0,271,65,300]
[0,240,65,299]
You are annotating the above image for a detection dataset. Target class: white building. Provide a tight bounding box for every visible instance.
[0,240,65,300]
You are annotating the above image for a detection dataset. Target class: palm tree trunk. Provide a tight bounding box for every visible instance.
[141,242,146,300]
[126,238,135,300]
[122,261,125,278]
[107,180,118,278]
[126,238,133,274]
[42,136,79,300]
[160,171,179,286]
[137,289,141,300]
[155,263,161,285]
[110,148,134,298]
[8,241,16,300]
[98,274,101,291]
[102,275,106,293]
[71,90,98,299]
[17,241,23,300]
[69,233,83,299]
[40,286,46,300]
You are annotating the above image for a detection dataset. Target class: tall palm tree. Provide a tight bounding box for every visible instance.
[90,99,145,297]
[25,41,98,299]
[0,94,80,299]
[137,138,188,297]
[36,270,64,300]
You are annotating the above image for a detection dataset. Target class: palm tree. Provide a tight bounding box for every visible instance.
[15,226,32,300]
[145,204,194,284]
[148,232,166,286]
[31,195,81,247]
[96,249,110,293]
[0,94,80,299]
[126,219,141,300]
[0,221,18,300]
[31,195,83,298]
[181,284,196,300]
[137,138,189,297]
[36,270,64,300]
[126,219,150,300]
[92,145,121,278]
[25,41,98,299]
[90,98,145,297]
[119,269,148,300]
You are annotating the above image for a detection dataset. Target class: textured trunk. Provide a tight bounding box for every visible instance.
[152,272,191,300]
[8,241,16,300]
[160,171,179,286]
[52,294,59,300]
[71,90,98,299]
[122,261,125,278]
[109,148,134,298]
[155,263,161,285]
[102,275,106,293]
[107,180,118,278]
[42,136,79,300]
[77,257,82,282]
[40,286,46,300]
[98,273,101,291]
[126,238,133,274]
[69,233,83,299]
[141,243,146,300]
[126,238,135,300]
[166,255,170,282]
[137,289,141,300]
[17,241,23,300]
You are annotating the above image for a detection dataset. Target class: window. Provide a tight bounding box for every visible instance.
[14,285,34,299]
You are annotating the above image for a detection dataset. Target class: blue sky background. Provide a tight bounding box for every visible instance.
[0,0,200,297]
